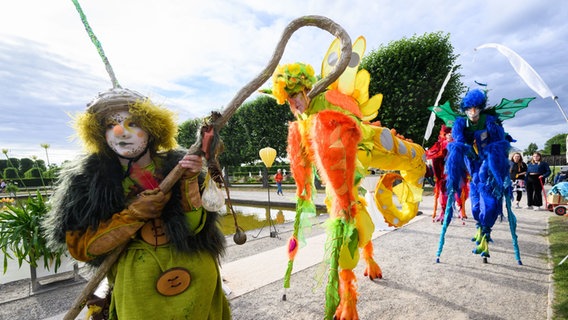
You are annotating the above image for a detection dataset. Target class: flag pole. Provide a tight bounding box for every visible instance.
[552,96,568,123]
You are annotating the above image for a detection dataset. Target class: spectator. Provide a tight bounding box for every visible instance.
[275,169,284,196]
[509,152,527,208]
[525,152,551,211]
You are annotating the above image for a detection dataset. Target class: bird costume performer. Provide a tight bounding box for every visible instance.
[43,88,230,319]
[432,88,534,264]
[42,1,231,319]
[425,125,468,222]
[264,36,426,320]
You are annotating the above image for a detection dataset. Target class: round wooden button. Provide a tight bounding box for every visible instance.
[141,219,169,246]
[156,267,191,296]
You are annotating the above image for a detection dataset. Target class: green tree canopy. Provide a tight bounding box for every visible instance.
[0,160,7,174]
[543,133,567,155]
[178,118,202,149]
[19,158,34,176]
[24,168,42,178]
[524,143,539,156]
[233,95,294,164]
[361,31,464,146]
[177,95,294,167]
[34,159,47,172]
[7,158,19,169]
[3,167,18,179]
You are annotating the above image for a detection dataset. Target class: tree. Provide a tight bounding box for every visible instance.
[19,158,34,176]
[231,95,294,164]
[0,159,7,175]
[217,113,250,166]
[35,159,47,172]
[524,143,539,156]
[7,158,20,170]
[3,167,18,179]
[361,31,464,146]
[177,96,294,167]
[542,133,567,155]
[178,118,202,149]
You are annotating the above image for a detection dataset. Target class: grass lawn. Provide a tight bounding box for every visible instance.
[549,215,568,319]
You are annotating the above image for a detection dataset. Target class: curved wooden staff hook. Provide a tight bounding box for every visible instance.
[64,15,352,320]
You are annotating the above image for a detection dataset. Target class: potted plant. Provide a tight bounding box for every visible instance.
[0,191,74,290]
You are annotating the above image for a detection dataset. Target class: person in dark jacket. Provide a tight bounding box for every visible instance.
[525,151,551,210]
[509,152,527,208]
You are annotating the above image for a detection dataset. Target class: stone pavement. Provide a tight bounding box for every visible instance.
[0,187,554,320]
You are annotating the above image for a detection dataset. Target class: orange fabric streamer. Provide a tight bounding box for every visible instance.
[335,269,359,320]
[287,122,313,200]
[325,89,362,118]
[362,241,382,279]
[310,110,361,216]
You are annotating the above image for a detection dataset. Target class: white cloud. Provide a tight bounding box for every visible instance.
[0,0,566,165]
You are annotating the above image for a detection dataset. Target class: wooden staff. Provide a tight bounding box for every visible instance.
[64,15,352,319]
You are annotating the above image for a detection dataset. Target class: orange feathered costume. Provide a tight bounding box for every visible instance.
[269,36,426,320]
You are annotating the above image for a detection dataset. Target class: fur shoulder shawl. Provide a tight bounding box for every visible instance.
[43,150,225,265]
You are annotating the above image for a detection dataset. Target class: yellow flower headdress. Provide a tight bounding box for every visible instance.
[271,63,317,105]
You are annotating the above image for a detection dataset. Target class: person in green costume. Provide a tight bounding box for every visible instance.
[43,88,231,319]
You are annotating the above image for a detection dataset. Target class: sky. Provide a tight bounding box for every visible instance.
[1,0,567,165]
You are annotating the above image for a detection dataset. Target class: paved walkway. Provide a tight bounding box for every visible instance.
[227,190,552,320]
[0,187,553,319]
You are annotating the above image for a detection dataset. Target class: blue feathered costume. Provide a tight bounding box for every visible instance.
[438,89,521,263]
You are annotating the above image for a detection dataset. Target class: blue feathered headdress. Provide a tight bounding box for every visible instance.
[460,89,487,112]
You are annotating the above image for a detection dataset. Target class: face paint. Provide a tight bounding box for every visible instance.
[465,107,481,123]
[105,111,149,158]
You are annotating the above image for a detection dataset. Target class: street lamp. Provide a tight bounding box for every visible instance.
[259,146,278,238]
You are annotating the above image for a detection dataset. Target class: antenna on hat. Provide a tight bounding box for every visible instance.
[71,0,121,89]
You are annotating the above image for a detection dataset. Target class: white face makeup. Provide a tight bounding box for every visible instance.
[465,107,481,123]
[105,111,149,158]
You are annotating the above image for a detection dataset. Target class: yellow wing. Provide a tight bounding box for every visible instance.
[321,38,341,78]
[355,69,382,120]
[321,36,366,94]
[360,93,383,121]
[321,35,382,120]
[338,36,366,96]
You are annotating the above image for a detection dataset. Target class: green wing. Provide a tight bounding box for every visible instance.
[428,101,459,128]
[491,97,536,121]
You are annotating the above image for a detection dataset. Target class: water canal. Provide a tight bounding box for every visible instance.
[217,204,327,236]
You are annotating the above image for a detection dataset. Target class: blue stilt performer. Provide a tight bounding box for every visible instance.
[432,88,533,264]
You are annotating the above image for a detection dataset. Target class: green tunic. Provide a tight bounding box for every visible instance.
[108,161,230,319]
[108,236,230,319]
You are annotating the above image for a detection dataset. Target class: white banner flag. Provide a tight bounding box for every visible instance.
[424,66,455,142]
[475,43,554,99]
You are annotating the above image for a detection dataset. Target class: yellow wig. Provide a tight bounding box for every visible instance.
[74,89,178,155]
